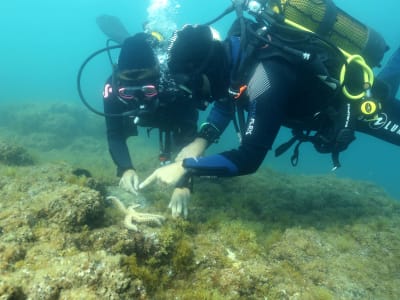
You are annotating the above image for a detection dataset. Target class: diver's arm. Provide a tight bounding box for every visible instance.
[355,97,400,145]
[107,133,134,176]
[203,98,235,139]
[139,61,293,190]
[196,97,235,147]
[182,61,293,177]
[104,94,135,176]
[182,103,277,177]
[174,97,234,161]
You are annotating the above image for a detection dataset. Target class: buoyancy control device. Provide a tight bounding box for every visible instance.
[205,0,389,169]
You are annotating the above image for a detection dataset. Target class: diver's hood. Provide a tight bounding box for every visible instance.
[168,24,230,100]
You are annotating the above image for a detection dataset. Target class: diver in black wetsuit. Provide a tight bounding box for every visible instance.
[139,16,400,208]
[103,32,198,214]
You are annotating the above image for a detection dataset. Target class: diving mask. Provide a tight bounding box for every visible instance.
[118,85,158,101]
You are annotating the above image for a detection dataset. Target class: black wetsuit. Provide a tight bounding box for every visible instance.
[183,41,400,177]
[104,82,198,176]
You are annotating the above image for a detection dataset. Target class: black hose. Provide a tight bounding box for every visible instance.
[76,45,141,118]
[77,45,120,117]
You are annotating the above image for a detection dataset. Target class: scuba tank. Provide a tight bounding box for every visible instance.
[259,0,388,120]
[227,0,389,119]
[264,0,389,67]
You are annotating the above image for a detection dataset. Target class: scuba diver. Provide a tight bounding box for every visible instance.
[139,0,400,214]
[103,32,200,217]
[79,15,210,217]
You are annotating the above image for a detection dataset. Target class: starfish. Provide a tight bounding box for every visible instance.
[107,196,165,231]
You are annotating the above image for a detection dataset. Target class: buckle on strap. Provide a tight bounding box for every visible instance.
[229,85,247,99]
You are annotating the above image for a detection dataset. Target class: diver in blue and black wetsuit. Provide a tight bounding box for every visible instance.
[139,10,400,215]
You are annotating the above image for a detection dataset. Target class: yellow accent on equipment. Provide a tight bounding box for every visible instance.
[151,31,164,42]
[276,0,388,67]
[360,100,378,116]
[339,54,374,100]
[269,0,388,105]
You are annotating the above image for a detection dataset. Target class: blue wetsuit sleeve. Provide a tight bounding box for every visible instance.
[103,84,135,176]
[377,46,400,99]
[183,154,238,176]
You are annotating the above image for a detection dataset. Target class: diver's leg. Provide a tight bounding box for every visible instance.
[356,98,400,145]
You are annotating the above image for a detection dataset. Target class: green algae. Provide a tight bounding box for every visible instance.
[0,139,35,166]
[119,219,196,295]
[2,158,400,299]
[1,101,400,299]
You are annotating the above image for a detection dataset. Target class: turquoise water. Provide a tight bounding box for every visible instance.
[1,0,399,198]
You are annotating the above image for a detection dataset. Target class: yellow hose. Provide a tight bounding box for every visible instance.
[284,18,375,100]
[340,54,374,100]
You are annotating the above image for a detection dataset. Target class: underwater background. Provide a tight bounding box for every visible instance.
[1,0,399,198]
[1,0,400,299]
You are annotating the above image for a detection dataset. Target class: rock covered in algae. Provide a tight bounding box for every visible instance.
[44,184,105,232]
[0,161,211,299]
[0,139,34,166]
[0,101,104,151]
[0,163,164,299]
[1,159,400,299]
[153,170,400,299]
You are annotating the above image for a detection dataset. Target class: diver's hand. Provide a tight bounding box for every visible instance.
[175,138,208,162]
[139,162,187,189]
[119,169,139,195]
[169,187,190,218]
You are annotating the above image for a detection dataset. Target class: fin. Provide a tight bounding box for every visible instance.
[377,47,400,99]
[96,14,131,44]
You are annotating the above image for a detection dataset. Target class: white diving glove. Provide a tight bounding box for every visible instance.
[139,161,187,189]
[169,187,190,218]
[119,169,139,195]
[175,137,208,162]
